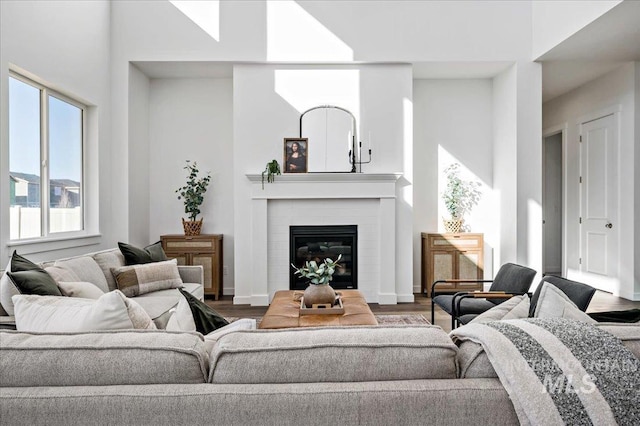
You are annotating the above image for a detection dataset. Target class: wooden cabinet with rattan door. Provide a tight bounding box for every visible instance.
[161,234,223,300]
[421,233,484,297]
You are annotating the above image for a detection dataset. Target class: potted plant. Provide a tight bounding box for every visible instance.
[441,163,481,233]
[291,255,342,308]
[175,160,212,236]
[262,159,281,189]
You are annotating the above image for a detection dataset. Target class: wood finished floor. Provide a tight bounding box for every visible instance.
[206,290,640,333]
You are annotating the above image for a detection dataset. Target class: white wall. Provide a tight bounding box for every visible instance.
[0,1,549,301]
[532,0,621,59]
[232,64,413,303]
[413,79,495,291]
[111,0,533,63]
[148,78,235,294]
[492,65,519,269]
[515,62,543,282]
[543,63,637,299]
[128,64,151,247]
[0,0,111,263]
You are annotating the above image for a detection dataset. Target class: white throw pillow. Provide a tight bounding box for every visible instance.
[533,282,596,323]
[470,295,530,324]
[165,296,256,351]
[56,281,105,299]
[0,259,20,316]
[13,290,157,332]
[165,296,196,332]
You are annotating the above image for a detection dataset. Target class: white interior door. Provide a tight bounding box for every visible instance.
[579,114,618,291]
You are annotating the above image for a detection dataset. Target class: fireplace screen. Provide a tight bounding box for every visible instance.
[290,225,357,290]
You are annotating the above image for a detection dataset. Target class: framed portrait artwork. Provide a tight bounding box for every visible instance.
[284,138,308,173]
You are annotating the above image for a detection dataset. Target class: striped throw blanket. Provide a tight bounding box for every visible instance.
[451,318,640,426]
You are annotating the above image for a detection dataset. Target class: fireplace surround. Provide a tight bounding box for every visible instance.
[242,172,411,305]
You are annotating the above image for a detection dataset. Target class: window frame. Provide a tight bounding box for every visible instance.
[8,70,87,241]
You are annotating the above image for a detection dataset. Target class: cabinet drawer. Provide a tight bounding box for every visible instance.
[427,234,482,250]
[162,238,217,253]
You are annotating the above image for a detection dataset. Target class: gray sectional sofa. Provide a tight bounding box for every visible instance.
[0,248,204,327]
[1,249,639,425]
[1,323,639,425]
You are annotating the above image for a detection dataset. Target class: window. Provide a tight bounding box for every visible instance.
[9,72,85,240]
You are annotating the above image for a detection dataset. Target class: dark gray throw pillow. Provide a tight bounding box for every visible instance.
[118,241,168,265]
[178,287,229,335]
[8,270,62,296]
[11,250,42,272]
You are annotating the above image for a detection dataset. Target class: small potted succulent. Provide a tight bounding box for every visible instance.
[176,160,212,236]
[261,159,281,189]
[291,255,342,308]
[441,163,481,233]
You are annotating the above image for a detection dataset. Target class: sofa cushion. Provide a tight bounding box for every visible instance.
[92,249,125,292]
[53,256,110,293]
[13,290,156,332]
[202,319,257,353]
[118,241,168,265]
[209,326,458,384]
[112,259,183,297]
[56,281,105,299]
[0,330,208,386]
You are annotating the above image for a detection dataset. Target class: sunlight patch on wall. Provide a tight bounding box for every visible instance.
[274,69,360,116]
[267,0,352,61]
[402,98,414,207]
[169,1,220,41]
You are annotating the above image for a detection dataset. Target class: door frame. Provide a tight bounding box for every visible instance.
[542,123,568,277]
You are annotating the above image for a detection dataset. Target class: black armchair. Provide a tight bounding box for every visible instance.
[431,262,536,328]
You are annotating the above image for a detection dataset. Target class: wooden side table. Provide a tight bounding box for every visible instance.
[161,234,223,300]
[421,233,484,296]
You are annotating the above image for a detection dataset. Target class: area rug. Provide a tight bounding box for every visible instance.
[226,314,430,327]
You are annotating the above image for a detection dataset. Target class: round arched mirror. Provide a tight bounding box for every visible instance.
[299,105,356,173]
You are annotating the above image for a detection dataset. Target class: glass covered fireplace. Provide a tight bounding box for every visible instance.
[289,225,357,291]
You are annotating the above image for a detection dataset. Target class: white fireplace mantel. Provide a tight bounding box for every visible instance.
[246,173,402,200]
[241,173,403,306]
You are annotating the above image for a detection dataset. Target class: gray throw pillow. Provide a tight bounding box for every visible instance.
[7,270,62,297]
[533,282,596,324]
[118,241,168,265]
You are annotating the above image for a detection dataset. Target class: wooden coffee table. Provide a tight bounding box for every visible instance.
[258,290,378,329]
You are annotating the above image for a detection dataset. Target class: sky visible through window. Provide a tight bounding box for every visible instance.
[9,76,82,182]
